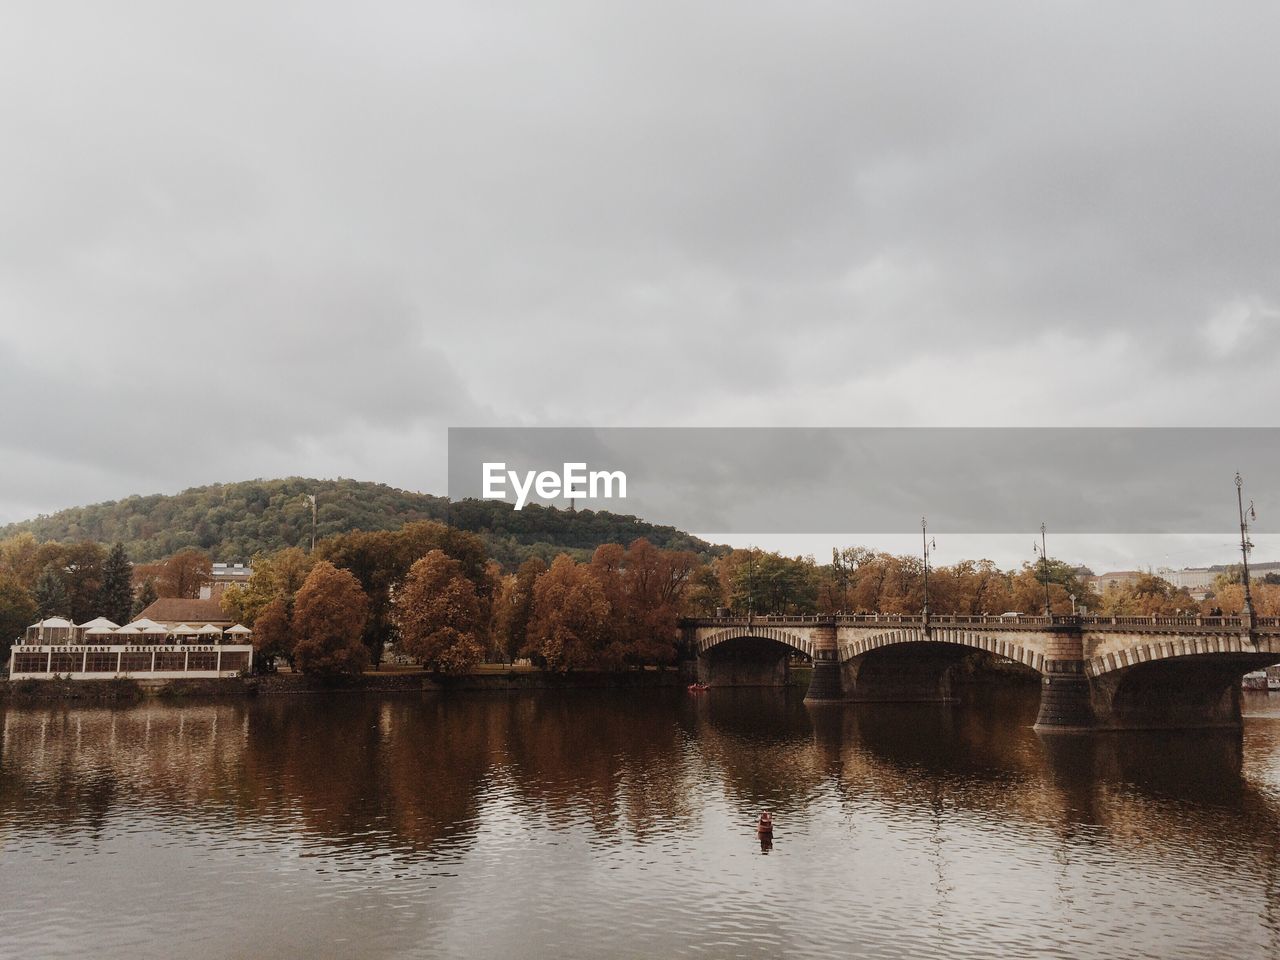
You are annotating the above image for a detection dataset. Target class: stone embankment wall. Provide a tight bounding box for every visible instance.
[2,669,692,704]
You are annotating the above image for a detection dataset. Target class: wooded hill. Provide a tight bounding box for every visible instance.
[0,478,722,568]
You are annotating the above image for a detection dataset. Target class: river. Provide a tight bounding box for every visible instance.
[1,688,1278,959]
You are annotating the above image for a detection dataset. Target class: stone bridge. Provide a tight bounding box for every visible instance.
[682,613,1280,731]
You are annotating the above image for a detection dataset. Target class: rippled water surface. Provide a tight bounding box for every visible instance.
[2,688,1279,959]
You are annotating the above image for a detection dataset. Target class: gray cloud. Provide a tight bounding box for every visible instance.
[2,1,1279,556]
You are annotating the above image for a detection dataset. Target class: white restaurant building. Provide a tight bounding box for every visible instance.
[9,616,254,680]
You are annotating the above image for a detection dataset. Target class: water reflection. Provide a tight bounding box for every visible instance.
[2,689,1279,959]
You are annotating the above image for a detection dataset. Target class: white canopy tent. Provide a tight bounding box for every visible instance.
[125,618,167,632]
[196,624,224,643]
[23,617,75,643]
[77,617,120,631]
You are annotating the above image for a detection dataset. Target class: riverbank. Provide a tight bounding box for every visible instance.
[0,656,1039,705]
[0,666,714,705]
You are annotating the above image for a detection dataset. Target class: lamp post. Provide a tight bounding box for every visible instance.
[1033,522,1052,617]
[1236,472,1256,624]
[921,516,936,627]
[305,494,317,553]
[1069,592,1077,615]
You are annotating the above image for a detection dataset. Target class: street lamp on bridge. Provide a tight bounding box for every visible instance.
[1236,472,1256,624]
[1032,522,1052,617]
[921,516,936,627]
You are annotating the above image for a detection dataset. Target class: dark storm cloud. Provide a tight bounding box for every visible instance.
[1,1,1279,526]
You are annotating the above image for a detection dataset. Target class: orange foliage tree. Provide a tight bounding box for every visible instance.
[290,561,369,676]
[394,550,485,674]
[526,554,610,671]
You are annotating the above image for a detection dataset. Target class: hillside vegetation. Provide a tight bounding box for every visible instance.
[0,478,719,567]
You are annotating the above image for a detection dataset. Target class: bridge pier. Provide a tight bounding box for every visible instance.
[803,623,844,701]
[805,654,845,701]
[1034,625,1094,731]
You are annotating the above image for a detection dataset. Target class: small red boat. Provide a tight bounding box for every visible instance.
[757,811,773,836]
[687,682,711,692]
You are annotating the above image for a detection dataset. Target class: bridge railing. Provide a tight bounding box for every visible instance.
[686,613,1280,632]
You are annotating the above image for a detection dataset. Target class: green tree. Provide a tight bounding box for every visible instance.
[97,542,134,625]
[33,564,70,619]
[0,576,37,643]
[133,578,159,617]
[0,478,719,569]
[41,541,106,622]
[724,549,819,615]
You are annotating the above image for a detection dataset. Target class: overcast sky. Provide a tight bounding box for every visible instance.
[2,2,1278,569]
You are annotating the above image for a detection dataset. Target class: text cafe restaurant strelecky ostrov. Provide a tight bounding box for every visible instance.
[10,617,254,679]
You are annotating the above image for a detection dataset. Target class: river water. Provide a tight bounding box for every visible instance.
[1,688,1278,960]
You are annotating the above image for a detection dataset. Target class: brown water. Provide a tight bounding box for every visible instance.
[2,688,1279,960]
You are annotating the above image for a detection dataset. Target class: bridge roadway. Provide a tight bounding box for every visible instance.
[681,613,1280,731]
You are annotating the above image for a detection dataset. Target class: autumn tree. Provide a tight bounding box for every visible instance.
[137,548,212,599]
[97,542,134,625]
[492,556,545,662]
[290,561,370,676]
[221,547,316,625]
[1097,573,1194,616]
[252,595,295,670]
[1201,582,1280,617]
[939,559,1013,615]
[0,533,42,588]
[394,550,485,674]
[589,539,695,667]
[526,554,610,671]
[1008,560,1093,616]
[0,576,37,643]
[848,552,893,612]
[319,521,491,668]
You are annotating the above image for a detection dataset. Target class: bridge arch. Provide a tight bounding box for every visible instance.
[840,628,1045,674]
[1086,634,1280,678]
[696,626,815,660]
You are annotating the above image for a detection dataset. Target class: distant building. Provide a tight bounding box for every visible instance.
[200,562,253,599]
[1156,567,1216,594]
[1092,571,1143,592]
[1153,562,1280,600]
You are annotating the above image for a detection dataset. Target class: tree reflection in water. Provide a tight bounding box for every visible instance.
[2,689,1279,959]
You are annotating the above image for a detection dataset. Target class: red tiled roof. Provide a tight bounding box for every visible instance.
[138,597,232,625]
